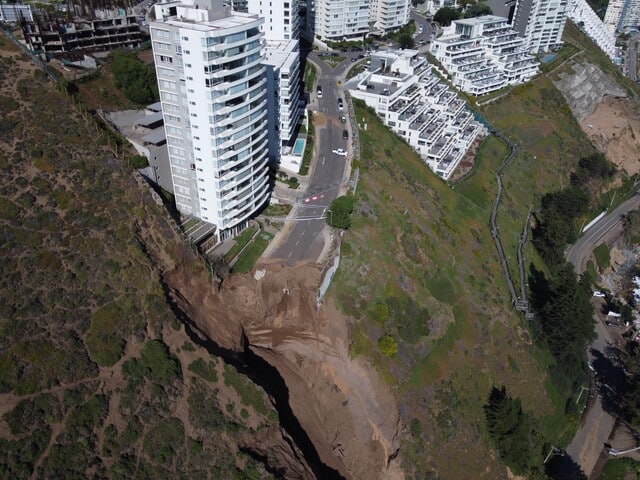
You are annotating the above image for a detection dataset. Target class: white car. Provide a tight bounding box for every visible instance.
[332,148,348,156]
[593,291,606,298]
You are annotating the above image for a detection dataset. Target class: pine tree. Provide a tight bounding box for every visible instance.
[484,386,536,475]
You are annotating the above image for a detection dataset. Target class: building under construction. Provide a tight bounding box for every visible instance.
[21,9,146,55]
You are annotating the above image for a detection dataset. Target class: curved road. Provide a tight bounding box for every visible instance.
[565,190,640,477]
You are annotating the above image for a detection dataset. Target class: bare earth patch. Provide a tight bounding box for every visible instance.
[581,96,640,175]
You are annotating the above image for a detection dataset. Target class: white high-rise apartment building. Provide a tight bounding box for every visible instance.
[248,0,300,40]
[605,0,640,32]
[311,0,371,41]
[247,0,303,165]
[371,0,411,32]
[568,0,616,59]
[150,0,270,239]
[604,0,625,33]
[511,0,568,52]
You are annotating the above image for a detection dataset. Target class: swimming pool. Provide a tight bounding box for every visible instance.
[293,138,305,156]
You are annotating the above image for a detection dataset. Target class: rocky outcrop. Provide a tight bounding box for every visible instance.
[164,263,404,480]
[552,62,627,121]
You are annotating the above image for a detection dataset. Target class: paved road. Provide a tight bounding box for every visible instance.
[268,53,351,264]
[564,191,640,476]
[410,10,437,46]
[566,191,640,274]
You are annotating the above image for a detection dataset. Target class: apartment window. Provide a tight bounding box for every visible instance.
[158,55,173,64]
[181,36,189,40]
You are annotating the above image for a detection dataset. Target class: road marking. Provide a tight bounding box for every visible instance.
[301,230,306,235]
[295,240,300,246]
[287,251,292,258]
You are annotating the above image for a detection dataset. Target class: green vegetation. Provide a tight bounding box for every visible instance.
[464,1,492,17]
[110,50,159,105]
[304,63,316,92]
[223,364,271,416]
[600,458,640,479]
[624,210,640,244]
[123,340,182,387]
[231,230,273,274]
[262,202,292,217]
[531,153,614,266]
[300,111,314,175]
[130,154,149,169]
[593,243,611,272]
[188,357,218,383]
[434,6,462,26]
[327,195,355,228]
[529,264,595,398]
[333,74,608,474]
[223,226,257,263]
[484,386,544,477]
[378,335,398,357]
[0,36,288,480]
[143,417,185,466]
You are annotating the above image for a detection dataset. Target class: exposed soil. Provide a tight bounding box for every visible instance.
[163,263,404,480]
[581,96,640,175]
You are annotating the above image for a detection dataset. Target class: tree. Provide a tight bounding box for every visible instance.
[529,263,595,392]
[434,6,462,26]
[327,195,355,229]
[464,1,492,17]
[398,33,415,49]
[110,51,159,105]
[378,335,398,357]
[484,386,540,475]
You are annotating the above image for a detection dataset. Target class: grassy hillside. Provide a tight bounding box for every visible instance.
[334,53,620,475]
[0,34,281,480]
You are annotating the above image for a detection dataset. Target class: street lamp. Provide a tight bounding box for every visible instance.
[326,208,333,225]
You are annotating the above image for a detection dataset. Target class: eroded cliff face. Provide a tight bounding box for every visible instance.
[164,263,404,480]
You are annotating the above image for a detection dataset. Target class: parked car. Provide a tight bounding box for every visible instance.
[332,148,348,156]
[593,291,606,298]
[317,85,323,98]
[342,130,349,139]
[340,115,347,123]
[337,98,344,111]
[605,321,620,327]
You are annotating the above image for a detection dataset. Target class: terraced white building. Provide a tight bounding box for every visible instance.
[430,16,539,95]
[349,50,482,179]
[151,0,270,240]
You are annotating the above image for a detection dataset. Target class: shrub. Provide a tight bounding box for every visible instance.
[378,335,398,357]
[130,155,149,169]
[327,195,355,229]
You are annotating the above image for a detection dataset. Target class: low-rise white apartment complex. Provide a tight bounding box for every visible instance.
[568,0,616,59]
[430,15,539,95]
[349,50,482,180]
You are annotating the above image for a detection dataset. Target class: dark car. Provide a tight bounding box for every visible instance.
[342,130,349,139]
[605,321,620,327]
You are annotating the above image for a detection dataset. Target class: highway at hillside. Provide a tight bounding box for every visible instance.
[566,191,640,274]
[564,189,640,477]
